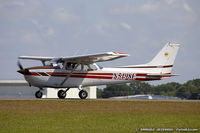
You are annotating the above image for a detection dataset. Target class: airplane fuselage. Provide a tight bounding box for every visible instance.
[22,65,170,88]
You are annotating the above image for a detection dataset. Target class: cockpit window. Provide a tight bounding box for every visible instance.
[63,62,99,71]
[63,62,80,70]
[88,64,98,71]
[65,63,73,70]
[48,63,62,69]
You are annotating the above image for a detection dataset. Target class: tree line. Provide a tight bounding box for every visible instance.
[97,79,200,99]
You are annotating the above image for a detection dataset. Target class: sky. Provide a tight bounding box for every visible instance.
[0,0,200,85]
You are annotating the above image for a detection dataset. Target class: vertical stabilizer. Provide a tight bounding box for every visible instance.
[147,42,180,73]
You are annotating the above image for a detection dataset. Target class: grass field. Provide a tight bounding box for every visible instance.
[0,100,199,133]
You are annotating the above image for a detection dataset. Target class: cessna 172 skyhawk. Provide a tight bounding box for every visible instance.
[17,42,180,99]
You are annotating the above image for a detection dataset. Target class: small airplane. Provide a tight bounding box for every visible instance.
[17,42,180,99]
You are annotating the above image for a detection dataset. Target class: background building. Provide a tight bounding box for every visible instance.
[0,80,96,99]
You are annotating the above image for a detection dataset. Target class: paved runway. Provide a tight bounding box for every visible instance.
[0,98,199,102]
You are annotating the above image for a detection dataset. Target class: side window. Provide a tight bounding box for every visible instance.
[75,64,82,71]
[65,63,73,70]
[82,64,89,71]
[89,64,98,71]
[83,64,97,71]
[63,63,98,71]
[63,62,82,71]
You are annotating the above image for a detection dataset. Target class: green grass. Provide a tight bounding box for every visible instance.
[0,100,199,133]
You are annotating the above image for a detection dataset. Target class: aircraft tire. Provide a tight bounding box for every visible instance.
[58,90,66,99]
[79,90,88,99]
[35,91,43,98]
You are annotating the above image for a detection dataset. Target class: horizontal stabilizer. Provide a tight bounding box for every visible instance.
[147,73,179,77]
[146,73,179,79]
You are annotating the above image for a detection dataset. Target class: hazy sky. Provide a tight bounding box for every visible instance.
[0,0,199,85]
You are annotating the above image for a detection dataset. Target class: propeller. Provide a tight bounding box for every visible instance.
[17,60,23,70]
[17,60,29,75]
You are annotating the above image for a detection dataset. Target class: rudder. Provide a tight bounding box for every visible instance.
[147,42,180,73]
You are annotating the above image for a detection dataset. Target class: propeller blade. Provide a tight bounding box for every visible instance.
[17,60,23,70]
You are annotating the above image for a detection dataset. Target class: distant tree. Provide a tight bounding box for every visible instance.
[129,81,152,95]
[183,79,200,99]
[175,86,190,99]
[189,86,199,99]
[101,84,130,98]
[154,82,181,96]
[97,88,103,98]
[186,79,200,87]
[97,79,200,99]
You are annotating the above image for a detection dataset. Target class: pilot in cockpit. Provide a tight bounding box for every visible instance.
[66,63,72,69]
[66,62,76,70]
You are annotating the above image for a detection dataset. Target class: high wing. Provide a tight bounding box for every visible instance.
[19,52,129,64]
[61,52,129,64]
[19,56,54,62]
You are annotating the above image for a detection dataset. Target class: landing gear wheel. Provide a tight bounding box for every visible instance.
[79,90,88,99]
[58,90,66,99]
[35,91,43,98]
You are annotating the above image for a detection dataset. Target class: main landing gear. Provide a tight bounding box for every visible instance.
[57,86,88,99]
[57,89,68,99]
[35,88,43,98]
[79,90,88,99]
[78,85,88,99]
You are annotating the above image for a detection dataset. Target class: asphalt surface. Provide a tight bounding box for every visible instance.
[0,98,199,102]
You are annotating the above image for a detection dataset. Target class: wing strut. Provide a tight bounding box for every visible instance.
[60,64,80,86]
[41,61,46,66]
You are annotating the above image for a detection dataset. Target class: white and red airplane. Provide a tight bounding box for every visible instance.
[17,42,180,99]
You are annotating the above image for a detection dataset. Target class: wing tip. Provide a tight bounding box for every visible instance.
[108,52,130,56]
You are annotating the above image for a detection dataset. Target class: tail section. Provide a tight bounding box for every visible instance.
[147,42,180,73]
[116,42,180,75]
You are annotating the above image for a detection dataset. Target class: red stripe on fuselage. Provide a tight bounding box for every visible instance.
[28,72,170,80]
[29,72,113,79]
[136,73,147,76]
[71,75,113,79]
[29,72,41,76]
[46,72,113,76]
